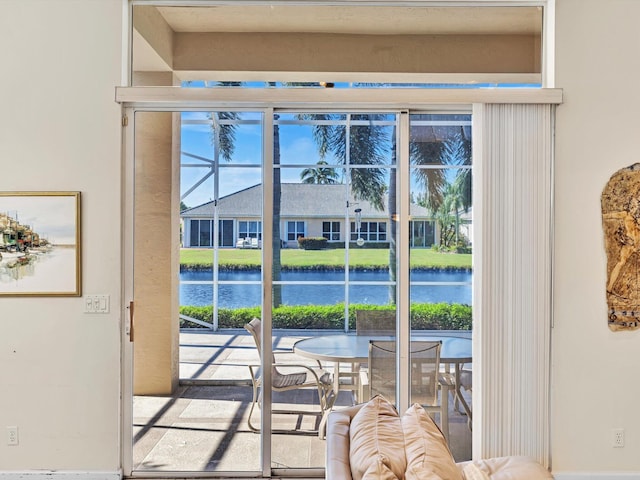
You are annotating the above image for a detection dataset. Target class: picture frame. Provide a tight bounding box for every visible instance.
[0,191,81,296]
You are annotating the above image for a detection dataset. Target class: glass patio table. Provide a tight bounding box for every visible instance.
[293,334,472,419]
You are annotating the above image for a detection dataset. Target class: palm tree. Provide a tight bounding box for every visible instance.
[209,105,472,312]
[270,82,320,306]
[300,160,340,184]
[387,129,398,303]
[207,82,319,308]
[436,176,466,248]
[435,132,471,248]
[208,109,285,306]
[438,130,472,213]
[305,113,394,301]
[410,122,471,254]
[411,121,471,214]
[206,83,242,163]
[303,113,387,205]
[272,113,283,306]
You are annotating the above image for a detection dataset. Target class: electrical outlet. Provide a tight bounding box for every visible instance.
[7,426,18,446]
[613,428,624,448]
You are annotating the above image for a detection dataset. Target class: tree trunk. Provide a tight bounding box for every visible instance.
[272,114,283,307]
[388,125,398,305]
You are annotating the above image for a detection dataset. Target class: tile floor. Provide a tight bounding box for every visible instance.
[132,329,472,474]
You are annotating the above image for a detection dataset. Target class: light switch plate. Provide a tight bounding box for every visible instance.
[84,295,110,314]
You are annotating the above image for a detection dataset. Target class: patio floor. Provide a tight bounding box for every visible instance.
[132,329,472,474]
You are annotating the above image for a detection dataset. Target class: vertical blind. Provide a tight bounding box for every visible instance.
[473,103,553,467]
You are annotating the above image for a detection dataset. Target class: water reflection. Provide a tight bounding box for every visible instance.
[0,247,77,292]
[0,253,38,281]
[180,269,471,307]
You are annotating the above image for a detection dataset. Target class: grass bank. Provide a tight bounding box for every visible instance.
[180,248,471,271]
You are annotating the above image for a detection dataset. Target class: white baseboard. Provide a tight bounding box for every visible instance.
[553,473,640,479]
[3,471,639,480]
[0,472,121,480]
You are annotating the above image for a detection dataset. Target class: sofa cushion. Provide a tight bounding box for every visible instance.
[463,463,491,480]
[361,457,402,480]
[461,456,553,480]
[349,395,406,480]
[326,406,360,480]
[401,403,463,480]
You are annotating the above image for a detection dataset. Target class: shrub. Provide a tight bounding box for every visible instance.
[180,305,213,323]
[410,303,472,330]
[179,303,472,330]
[297,237,328,250]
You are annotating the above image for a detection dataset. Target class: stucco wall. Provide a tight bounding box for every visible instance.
[552,0,640,475]
[0,0,123,473]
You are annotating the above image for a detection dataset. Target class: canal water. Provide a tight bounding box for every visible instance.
[180,269,472,308]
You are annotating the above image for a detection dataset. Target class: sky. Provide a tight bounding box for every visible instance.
[178,111,470,210]
[180,111,348,208]
[180,112,262,207]
[0,194,78,245]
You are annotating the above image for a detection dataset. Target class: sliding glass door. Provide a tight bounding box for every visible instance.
[126,106,472,477]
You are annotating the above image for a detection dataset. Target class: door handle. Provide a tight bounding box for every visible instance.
[128,301,134,342]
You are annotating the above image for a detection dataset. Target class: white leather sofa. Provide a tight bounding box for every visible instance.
[325,399,553,480]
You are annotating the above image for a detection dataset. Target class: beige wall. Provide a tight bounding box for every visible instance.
[173,32,540,75]
[1,0,640,477]
[0,0,123,473]
[552,0,640,475]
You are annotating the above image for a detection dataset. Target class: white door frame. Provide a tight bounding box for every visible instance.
[119,87,560,477]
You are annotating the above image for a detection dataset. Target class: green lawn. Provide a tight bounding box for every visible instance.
[180,247,471,270]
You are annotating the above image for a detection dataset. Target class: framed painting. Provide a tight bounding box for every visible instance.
[0,192,81,296]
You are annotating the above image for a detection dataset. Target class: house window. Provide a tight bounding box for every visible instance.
[238,220,262,240]
[199,220,212,247]
[219,219,235,247]
[322,221,340,241]
[350,221,387,242]
[189,219,212,247]
[411,220,435,247]
[189,220,199,247]
[287,221,305,241]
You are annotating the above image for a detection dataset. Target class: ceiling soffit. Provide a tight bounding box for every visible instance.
[155,5,542,35]
[132,4,543,81]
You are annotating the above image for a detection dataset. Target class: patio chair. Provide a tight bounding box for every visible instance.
[346,310,397,401]
[454,364,472,416]
[244,318,336,436]
[365,340,451,440]
[355,309,396,336]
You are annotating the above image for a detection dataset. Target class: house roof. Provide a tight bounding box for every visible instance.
[181,183,432,219]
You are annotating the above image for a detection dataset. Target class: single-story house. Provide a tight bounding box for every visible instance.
[180,183,440,248]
